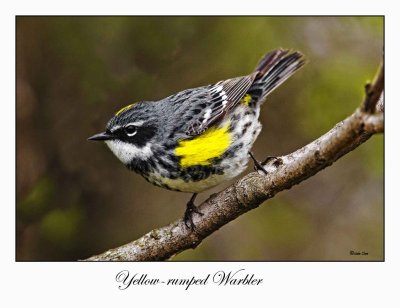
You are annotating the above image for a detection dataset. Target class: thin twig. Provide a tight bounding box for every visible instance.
[363,62,384,113]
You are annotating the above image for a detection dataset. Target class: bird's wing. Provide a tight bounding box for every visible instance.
[185,73,257,136]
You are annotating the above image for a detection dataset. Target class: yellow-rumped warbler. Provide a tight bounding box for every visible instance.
[89,49,306,229]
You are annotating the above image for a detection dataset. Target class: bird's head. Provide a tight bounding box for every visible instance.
[88,102,158,165]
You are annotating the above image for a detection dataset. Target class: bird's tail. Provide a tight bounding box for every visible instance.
[247,49,306,104]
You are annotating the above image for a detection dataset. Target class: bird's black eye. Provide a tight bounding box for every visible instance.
[125,125,137,137]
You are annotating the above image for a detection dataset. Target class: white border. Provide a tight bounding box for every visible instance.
[2,1,398,307]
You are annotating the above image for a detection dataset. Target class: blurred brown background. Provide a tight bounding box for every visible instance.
[16,16,383,261]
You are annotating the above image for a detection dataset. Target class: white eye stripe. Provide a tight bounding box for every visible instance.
[110,125,121,133]
[110,121,144,133]
[127,120,144,127]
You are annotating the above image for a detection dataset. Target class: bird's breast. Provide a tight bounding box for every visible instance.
[141,105,262,193]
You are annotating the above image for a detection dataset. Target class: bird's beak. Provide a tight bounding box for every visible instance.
[87,131,114,141]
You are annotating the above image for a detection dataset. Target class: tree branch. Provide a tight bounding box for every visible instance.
[85,63,384,261]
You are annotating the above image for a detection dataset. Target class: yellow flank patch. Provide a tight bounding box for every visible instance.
[240,94,252,106]
[176,122,231,168]
[115,103,137,116]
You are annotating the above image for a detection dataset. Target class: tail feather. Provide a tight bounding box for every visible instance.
[248,49,306,103]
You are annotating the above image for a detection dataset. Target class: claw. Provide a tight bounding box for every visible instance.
[184,193,203,231]
[248,151,269,175]
[261,156,277,165]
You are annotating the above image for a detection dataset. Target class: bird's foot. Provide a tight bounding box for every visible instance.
[184,193,203,231]
[248,152,279,175]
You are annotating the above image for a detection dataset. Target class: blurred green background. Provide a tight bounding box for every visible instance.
[16,16,383,261]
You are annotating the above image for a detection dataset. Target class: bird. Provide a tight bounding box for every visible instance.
[88,48,306,230]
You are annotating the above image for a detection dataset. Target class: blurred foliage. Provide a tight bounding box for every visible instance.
[40,206,84,249]
[16,16,383,261]
[18,177,55,223]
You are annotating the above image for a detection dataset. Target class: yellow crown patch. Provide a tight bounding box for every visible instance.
[115,103,137,116]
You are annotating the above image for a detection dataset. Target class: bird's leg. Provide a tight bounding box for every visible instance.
[184,193,203,231]
[248,151,275,175]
